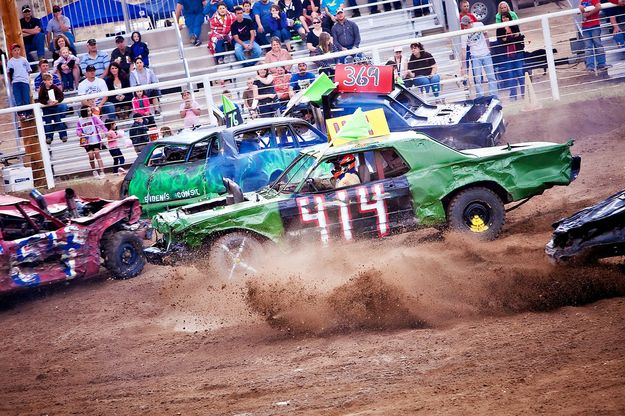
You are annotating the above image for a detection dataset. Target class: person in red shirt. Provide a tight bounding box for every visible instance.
[209,3,236,65]
[578,0,608,71]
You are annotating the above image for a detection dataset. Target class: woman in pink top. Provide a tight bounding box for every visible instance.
[264,37,292,74]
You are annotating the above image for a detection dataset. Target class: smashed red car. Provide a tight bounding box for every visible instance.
[0,189,151,294]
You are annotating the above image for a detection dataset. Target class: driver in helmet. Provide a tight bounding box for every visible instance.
[333,154,361,188]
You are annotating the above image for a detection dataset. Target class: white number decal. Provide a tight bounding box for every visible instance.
[336,190,353,241]
[343,65,379,88]
[357,184,389,236]
[297,195,329,244]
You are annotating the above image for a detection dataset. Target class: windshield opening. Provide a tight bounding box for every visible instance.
[270,152,318,194]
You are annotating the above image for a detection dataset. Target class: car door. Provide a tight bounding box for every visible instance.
[279,148,417,244]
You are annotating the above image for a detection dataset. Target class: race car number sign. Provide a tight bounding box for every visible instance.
[335,64,394,94]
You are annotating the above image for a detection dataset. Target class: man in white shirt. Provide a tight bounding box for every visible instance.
[460,15,498,98]
[78,65,116,118]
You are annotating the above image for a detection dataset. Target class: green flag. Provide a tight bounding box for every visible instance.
[302,72,336,105]
[221,94,236,114]
[222,94,242,127]
[334,108,374,142]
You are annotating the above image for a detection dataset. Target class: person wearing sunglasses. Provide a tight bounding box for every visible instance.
[306,19,324,53]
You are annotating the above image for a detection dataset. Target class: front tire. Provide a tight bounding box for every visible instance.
[103,231,146,279]
[208,231,265,280]
[446,187,505,240]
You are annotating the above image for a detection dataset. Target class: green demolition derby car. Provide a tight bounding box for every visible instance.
[146,132,580,278]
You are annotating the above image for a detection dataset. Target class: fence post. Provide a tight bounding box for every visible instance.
[32,105,56,189]
[541,15,560,101]
[120,0,132,35]
[203,75,217,126]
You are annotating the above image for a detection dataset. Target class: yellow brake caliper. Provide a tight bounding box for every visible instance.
[469,215,489,233]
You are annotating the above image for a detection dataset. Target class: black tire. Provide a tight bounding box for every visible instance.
[103,231,146,279]
[446,187,505,240]
[469,0,497,24]
[208,231,265,280]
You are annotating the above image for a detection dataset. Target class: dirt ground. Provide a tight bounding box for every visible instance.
[1,94,625,415]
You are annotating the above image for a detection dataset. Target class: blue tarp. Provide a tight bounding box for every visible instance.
[40,0,152,29]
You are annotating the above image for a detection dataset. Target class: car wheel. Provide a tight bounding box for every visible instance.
[469,0,496,23]
[103,231,146,279]
[208,231,265,280]
[446,187,505,240]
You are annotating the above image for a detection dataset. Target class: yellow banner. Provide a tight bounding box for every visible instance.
[326,108,390,146]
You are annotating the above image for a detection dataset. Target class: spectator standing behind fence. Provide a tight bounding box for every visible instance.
[243,78,257,118]
[331,8,360,52]
[306,17,323,53]
[111,35,133,74]
[496,12,525,100]
[460,16,498,98]
[130,32,150,67]
[231,6,263,66]
[279,0,309,38]
[20,5,46,60]
[495,1,518,22]
[76,105,106,179]
[80,39,110,78]
[405,42,440,97]
[130,57,162,114]
[315,31,339,77]
[132,90,156,127]
[180,89,202,129]
[53,47,80,91]
[78,65,116,118]
[104,120,126,175]
[290,62,316,92]
[265,37,293,73]
[268,5,293,51]
[106,62,132,120]
[38,73,68,144]
[253,0,275,45]
[129,113,150,154]
[46,5,75,53]
[459,0,477,85]
[176,0,205,46]
[7,44,32,120]
[606,0,625,47]
[209,3,236,65]
[253,66,278,117]
[578,0,608,72]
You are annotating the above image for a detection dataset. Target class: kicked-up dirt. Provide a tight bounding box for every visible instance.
[1,96,625,415]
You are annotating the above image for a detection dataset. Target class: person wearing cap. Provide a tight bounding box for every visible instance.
[7,44,32,119]
[290,62,316,92]
[46,4,75,53]
[20,5,46,60]
[175,0,206,47]
[78,65,116,119]
[390,46,406,77]
[331,8,360,52]
[460,16,498,98]
[80,39,110,78]
[110,35,133,74]
[34,59,62,92]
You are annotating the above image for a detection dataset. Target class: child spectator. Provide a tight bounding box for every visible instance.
[76,105,106,178]
[315,32,339,77]
[37,73,68,144]
[53,46,81,90]
[272,66,293,106]
[209,2,236,65]
[132,90,156,127]
[160,126,173,138]
[104,119,126,175]
[129,113,150,154]
[242,77,258,118]
[231,6,263,66]
[267,5,292,50]
[51,33,77,61]
[180,89,202,129]
[242,0,254,21]
[7,44,32,119]
[130,31,150,67]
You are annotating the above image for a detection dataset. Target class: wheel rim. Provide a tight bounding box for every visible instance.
[463,202,491,233]
[218,237,258,280]
[120,242,139,266]
[470,2,488,21]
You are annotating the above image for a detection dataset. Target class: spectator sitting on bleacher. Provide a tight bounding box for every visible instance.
[180,89,202,129]
[496,1,518,22]
[111,35,133,74]
[253,0,276,45]
[412,0,431,18]
[242,0,255,21]
[7,44,32,120]
[330,8,360,52]
[132,90,156,128]
[176,0,206,47]
[80,39,110,78]
[53,47,80,91]
[306,17,323,54]
[253,65,278,117]
[321,0,343,32]
[34,59,62,93]
[273,66,294,105]
[78,64,116,119]
[268,5,294,51]
[265,37,293,74]
[105,62,132,120]
[231,6,263,66]
[130,57,161,115]
[290,62,316,92]
[130,32,150,67]
[390,46,406,77]
[405,42,440,97]
[279,0,309,37]
[51,34,77,61]
[209,2,236,65]
[385,60,405,86]
[38,73,68,144]
[46,4,76,53]
[204,0,235,17]
[20,5,46,61]
[315,31,339,77]
[367,0,402,15]
[302,0,320,25]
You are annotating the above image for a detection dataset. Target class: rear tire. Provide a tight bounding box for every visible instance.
[208,231,265,280]
[446,187,505,240]
[103,231,146,279]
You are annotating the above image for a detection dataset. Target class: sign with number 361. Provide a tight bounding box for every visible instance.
[335,64,394,94]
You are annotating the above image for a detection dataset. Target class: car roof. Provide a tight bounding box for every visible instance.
[302,131,426,158]
[0,195,28,206]
[155,117,310,145]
